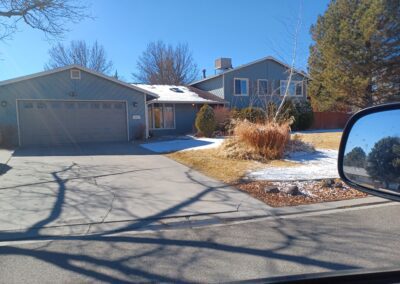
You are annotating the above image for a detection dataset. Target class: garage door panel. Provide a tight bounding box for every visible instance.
[18,100,128,146]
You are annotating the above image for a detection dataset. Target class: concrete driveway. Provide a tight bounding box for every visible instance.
[0,143,268,239]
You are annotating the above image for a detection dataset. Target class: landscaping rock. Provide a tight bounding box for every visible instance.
[321,179,335,187]
[281,185,302,196]
[334,182,344,189]
[264,186,280,194]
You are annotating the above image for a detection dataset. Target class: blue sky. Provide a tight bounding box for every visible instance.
[0,0,330,82]
[345,110,400,155]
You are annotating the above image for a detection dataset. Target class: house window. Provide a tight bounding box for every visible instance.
[70,69,81,80]
[234,78,248,96]
[148,103,175,129]
[257,79,268,96]
[280,80,303,97]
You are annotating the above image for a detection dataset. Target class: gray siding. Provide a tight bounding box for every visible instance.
[149,104,198,137]
[193,58,307,109]
[223,59,306,109]
[192,76,224,99]
[0,69,147,145]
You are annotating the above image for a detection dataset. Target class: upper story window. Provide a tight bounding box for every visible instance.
[257,79,268,96]
[234,78,248,96]
[280,80,303,97]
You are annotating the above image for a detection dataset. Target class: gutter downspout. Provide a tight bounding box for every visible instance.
[144,94,149,139]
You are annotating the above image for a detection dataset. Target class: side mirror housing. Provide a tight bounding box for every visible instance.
[338,103,400,201]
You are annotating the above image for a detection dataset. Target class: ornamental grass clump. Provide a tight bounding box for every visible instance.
[220,120,290,160]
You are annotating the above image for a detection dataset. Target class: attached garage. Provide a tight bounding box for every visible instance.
[18,100,128,146]
[0,65,158,147]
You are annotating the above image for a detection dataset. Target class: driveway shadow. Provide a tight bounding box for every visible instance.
[141,137,222,153]
[0,163,11,175]
[12,142,156,157]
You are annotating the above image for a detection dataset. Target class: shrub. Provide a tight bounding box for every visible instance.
[221,120,290,160]
[213,106,231,133]
[237,107,266,123]
[195,104,217,137]
[294,100,314,130]
[276,100,314,131]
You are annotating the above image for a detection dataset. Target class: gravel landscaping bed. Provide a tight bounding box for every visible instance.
[236,179,368,207]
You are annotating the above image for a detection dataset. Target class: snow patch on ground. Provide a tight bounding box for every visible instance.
[141,137,224,153]
[248,149,339,181]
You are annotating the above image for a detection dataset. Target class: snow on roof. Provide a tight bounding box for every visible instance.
[132,84,225,104]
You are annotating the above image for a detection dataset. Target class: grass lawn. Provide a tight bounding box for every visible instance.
[167,149,297,184]
[292,131,342,150]
[167,131,343,184]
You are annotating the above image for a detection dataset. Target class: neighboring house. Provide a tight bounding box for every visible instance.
[190,56,309,109]
[0,65,226,146]
[132,84,226,137]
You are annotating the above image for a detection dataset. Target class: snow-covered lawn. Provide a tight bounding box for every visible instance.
[143,136,339,181]
[247,149,339,181]
[141,137,224,153]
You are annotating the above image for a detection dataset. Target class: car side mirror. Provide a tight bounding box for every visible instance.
[338,103,400,201]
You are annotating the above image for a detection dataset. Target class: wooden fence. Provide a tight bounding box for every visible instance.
[310,112,353,130]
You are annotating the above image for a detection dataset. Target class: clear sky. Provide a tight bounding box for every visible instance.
[0,0,330,82]
[345,110,400,155]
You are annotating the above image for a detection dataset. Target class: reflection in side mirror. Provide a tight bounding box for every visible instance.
[339,103,400,201]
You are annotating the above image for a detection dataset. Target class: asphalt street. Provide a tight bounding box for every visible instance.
[0,203,399,283]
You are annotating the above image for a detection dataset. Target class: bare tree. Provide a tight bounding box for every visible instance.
[133,40,198,85]
[274,1,303,121]
[45,40,113,74]
[0,0,89,41]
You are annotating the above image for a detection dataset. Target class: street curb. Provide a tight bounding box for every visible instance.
[0,196,393,243]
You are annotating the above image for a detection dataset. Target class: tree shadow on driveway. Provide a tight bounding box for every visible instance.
[0,146,391,282]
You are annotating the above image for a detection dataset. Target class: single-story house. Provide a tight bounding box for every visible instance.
[0,65,226,147]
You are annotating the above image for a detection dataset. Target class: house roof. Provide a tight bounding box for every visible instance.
[190,56,309,85]
[132,84,227,104]
[0,65,159,98]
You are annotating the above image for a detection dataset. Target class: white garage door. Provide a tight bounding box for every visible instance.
[18,100,128,146]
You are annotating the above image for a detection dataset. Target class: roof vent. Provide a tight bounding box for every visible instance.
[70,69,81,80]
[215,58,232,72]
[170,87,184,93]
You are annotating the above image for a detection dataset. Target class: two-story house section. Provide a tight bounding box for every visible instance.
[190,56,309,109]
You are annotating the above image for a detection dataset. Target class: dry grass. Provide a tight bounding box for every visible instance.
[167,148,263,184]
[167,131,342,183]
[168,147,299,183]
[224,120,290,160]
[292,131,342,150]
